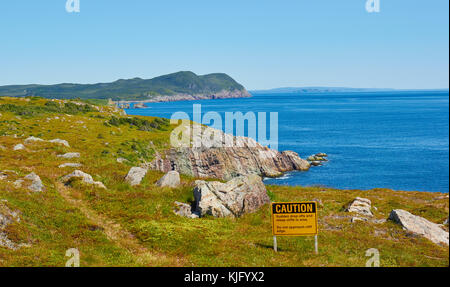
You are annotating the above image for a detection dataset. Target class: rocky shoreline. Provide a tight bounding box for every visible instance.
[120,89,252,105]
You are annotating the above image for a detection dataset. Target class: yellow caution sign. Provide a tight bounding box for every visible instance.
[271,202,318,237]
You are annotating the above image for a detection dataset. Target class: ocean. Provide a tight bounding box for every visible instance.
[125,90,449,193]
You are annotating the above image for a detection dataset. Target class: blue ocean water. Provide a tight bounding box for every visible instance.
[126,91,449,193]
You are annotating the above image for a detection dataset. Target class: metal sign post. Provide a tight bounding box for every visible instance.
[273,236,278,252]
[315,235,318,254]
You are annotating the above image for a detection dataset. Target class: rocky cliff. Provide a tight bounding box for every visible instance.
[150,125,310,181]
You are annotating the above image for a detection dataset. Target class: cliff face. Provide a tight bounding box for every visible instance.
[150,125,310,181]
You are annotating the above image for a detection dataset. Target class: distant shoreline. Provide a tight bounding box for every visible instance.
[250,87,449,94]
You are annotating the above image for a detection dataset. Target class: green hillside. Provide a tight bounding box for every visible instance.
[0,72,247,101]
[0,97,448,267]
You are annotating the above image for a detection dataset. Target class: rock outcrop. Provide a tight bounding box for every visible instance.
[388,209,449,246]
[307,153,329,166]
[151,125,310,181]
[156,171,181,188]
[125,167,148,186]
[62,170,106,189]
[192,174,270,218]
[345,197,373,217]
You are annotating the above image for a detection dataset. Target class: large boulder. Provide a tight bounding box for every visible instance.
[389,209,449,246]
[125,167,148,186]
[193,174,270,218]
[62,170,106,189]
[345,197,373,217]
[156,171,181,188]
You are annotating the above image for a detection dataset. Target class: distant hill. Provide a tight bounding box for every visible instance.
[251,87,396,94]
[0,71,251,101]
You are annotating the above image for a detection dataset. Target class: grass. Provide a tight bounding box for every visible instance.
[0,96,448,267]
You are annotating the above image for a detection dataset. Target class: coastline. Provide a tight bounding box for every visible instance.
[116,89,252,105]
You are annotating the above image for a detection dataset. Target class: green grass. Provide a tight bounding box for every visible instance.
[0,96,448,267]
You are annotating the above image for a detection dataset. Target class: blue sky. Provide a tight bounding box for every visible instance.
[0,0,448,89]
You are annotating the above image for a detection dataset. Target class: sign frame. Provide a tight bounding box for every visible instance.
[271,201,319,237]
[270,201,319,253]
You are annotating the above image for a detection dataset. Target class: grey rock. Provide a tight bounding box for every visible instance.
[13,179,24,188]
[307,153,329,162]
[24,172,45,192]
[345,197,373,217]
[57,152,80,159]
[173,202,199,219]
[0,201,21,250]
[116,157,129,164]
[351,217,369,223]
[193,174,270,218]
[389,209,449,246]
[13,144,25,151]
[444,218,449,226]
[150,123,310,181]
[125,167,148,186]
[49,139,70,147]
[62,170,106,189]
[156,171,181,188]
[58,163,82,168]
[24,136,44,144]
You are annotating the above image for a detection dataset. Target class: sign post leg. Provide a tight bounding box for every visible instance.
[273,236,278,252]
[314,235,318,254]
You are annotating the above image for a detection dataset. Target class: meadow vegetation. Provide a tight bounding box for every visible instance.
[0,96,448,267]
